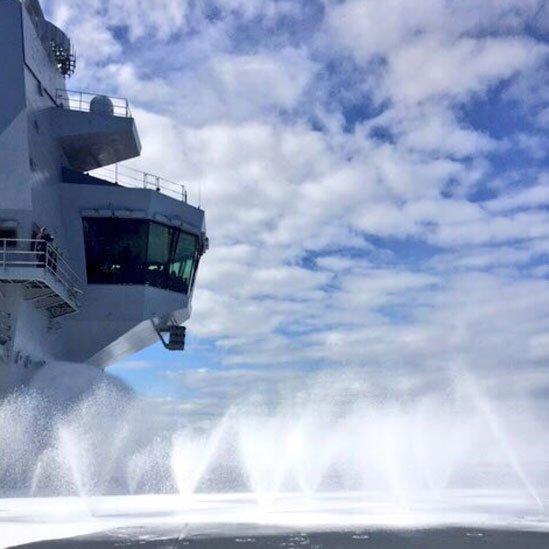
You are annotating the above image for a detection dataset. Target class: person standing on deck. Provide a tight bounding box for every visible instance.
[34,227,48,267]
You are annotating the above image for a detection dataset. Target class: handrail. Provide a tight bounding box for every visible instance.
[55,89,132,118]
[89,164,188,203]
[0,239,82,301]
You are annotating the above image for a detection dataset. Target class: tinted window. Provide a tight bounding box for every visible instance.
[168,231,197,293]
[83,218,199,294]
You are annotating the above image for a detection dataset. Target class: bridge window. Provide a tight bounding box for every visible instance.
[83,218,198,294]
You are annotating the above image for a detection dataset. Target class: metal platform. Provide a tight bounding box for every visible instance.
[0,239,82,318]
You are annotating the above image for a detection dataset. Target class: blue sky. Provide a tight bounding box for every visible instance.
[42,0,549,411]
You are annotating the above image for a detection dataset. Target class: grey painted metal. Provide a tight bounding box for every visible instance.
[46,106,141,171]
[0,0,208,393]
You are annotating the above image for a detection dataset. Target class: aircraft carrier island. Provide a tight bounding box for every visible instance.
[0,0,208,393]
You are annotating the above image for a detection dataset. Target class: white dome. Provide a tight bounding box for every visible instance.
[90,95,114,115]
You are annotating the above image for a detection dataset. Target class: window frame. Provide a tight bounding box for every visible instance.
[82,217,200,295]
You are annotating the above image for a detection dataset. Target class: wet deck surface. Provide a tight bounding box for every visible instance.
[13,526,549,548]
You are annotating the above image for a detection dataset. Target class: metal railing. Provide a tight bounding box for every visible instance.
[0,239,82,301]
[55,89,132,118]
[89,164,189,203]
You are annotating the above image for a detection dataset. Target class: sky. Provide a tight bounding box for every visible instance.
[41,0,549,416]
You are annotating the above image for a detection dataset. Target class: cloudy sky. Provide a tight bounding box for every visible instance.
[42,0,549,410]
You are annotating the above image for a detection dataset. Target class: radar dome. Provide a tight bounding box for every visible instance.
[90,95,114,115]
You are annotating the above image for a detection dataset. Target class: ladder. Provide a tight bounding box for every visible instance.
[24,281,78,318]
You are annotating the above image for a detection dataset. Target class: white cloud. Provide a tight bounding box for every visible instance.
[45,0,188,43]
[485,175,549,212]
[327,0,545,62]
[430,239,549,271]
[326,0,449,59]
[108,0,188,41]
[537,107,549,128]
[212,50,316,111]
[385,36,546,106]
[38,0,549,385]
[378,105,497,158]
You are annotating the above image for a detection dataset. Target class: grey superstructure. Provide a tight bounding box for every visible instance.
[0,0,208,392]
